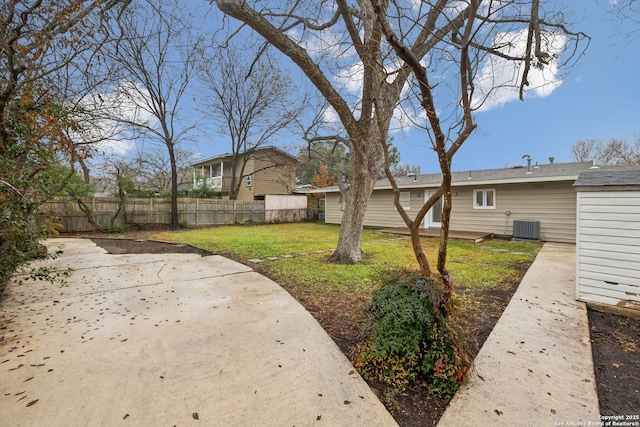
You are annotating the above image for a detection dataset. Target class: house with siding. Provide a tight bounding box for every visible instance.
[191,147,298,201]
[319,160,634,243]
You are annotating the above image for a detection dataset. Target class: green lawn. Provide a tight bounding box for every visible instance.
[149,223,541,293]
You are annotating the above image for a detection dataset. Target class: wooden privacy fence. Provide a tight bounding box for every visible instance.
[42,195,307,233]
[264,194,307,223]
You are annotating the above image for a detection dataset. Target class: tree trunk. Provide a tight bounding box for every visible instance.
[169,144,179,230]
[228,152,246,200]
[328,140,383,264]
[77,200,105,233]
[409,222,432,276]
[437,168,452,275]
[436,164,453,316]
[329,208,363,263]
[77,157,91,185]
[111,177,126,227]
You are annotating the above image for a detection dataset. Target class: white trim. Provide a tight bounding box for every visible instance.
[576,190,582,299]
[473,188,496,209]
[422,190,429,228]
[246,175,253,187]
[305,175,581,194]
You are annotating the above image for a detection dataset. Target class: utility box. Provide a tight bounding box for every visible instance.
[513,219,540,241]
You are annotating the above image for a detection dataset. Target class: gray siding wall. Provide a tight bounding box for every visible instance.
[450,181,577,243]
[324,192,342,224]
[324,180,578,243]
[324,189,424,227]
[576,189,640,307]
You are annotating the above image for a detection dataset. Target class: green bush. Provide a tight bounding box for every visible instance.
[188,181,219,199]
[352,271,471,399]
[103,223,130,234]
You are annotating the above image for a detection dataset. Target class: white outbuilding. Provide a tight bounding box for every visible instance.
[574,169,640,311]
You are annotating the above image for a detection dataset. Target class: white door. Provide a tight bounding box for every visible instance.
[423,191,443,228]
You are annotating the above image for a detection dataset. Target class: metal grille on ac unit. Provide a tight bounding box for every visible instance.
[513,219,540,241]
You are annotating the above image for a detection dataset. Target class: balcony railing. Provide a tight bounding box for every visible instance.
[194,176,230,191]
[205,176,222,188]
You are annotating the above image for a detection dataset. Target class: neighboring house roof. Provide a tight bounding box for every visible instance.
[574,168,640,187]
[308,161,632,193]
[190,146,298,168]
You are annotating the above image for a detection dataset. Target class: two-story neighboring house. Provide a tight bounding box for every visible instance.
[190,146,298,201]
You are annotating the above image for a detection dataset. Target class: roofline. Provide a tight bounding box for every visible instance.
[191,146,298,167]
[307,174,580,193]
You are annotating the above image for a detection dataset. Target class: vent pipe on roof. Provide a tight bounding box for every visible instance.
[522,154,532,174]
[549,157,554,164]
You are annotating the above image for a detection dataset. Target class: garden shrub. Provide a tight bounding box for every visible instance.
[352,271,471,399]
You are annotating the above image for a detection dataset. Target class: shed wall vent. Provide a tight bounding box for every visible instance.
[513,219,540,241]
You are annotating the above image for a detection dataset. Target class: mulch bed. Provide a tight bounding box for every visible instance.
[588,308,640,416]
[87,237,640,423]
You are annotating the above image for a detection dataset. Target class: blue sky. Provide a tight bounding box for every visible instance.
[97,2,639,175]
[392,1,640,173]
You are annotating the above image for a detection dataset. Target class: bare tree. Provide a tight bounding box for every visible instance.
[605,0,640,41]
[571,137,640,165]
[571,139,600,162]
[391,164,422,177]
[198,45,304,200]
[104,0,201,229]
[213,0,587,267]
[131,146,196,192]
[59,64,138,186]
[368,0,587,314]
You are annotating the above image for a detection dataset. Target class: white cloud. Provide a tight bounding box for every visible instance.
[72,80,158,157]
[114,79,159,127]
[389,104,427,134]
[322,104,340,127]
[334,61,364,93]
[472,28,567,112]
[287,22,356,62]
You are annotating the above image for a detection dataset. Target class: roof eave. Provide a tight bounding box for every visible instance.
[190,146,299,168]
[374,175,580,191]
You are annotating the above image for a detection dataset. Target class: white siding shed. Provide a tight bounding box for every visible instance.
[574,169,640,311]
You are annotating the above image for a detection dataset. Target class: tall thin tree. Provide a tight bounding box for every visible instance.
[105,0,200,229]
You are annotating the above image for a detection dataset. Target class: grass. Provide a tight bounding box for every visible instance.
[148,223,542,293]
[152,223,369,259]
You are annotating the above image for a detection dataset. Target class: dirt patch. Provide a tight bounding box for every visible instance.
[588,308,640,416]
[84,237,640,424]
[90,237,213,257]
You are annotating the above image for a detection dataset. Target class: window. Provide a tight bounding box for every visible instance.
[432,196,443,223]
[399,192,411,210]
[246,175,253,187]
[473,189,496,209]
